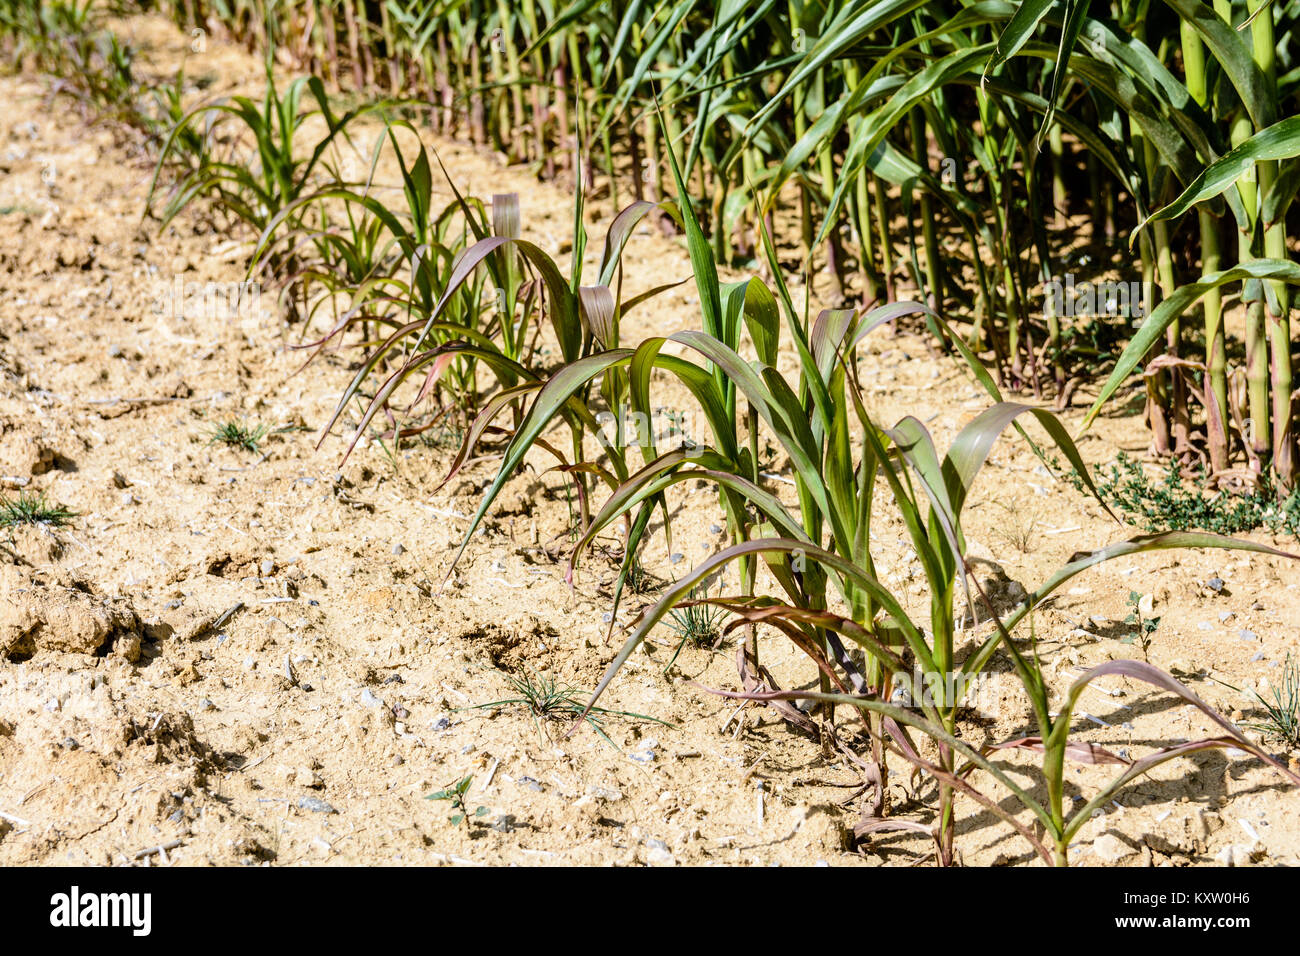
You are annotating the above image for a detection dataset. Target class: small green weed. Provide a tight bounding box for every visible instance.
[0,491,76,528]
[206,420,269,454]
[425,775,487,828]
[662,581,729,672]
[1056,452,1300,537]
[1245,654,1300,749]
[1120,590,1161,658]
[468,669,667,749]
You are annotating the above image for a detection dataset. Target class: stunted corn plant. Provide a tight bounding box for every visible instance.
[147,59,381,285]
[316,143,682,528]
[0,0,155,130]
[250,120,497,422]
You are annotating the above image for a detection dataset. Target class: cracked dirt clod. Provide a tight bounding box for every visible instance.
[0,426,57,476]
[0,567,141,660]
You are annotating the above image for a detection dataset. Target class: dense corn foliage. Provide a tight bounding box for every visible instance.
[136,0,1300,493]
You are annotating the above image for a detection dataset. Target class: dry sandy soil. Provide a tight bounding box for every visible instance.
[1,15,1298,867]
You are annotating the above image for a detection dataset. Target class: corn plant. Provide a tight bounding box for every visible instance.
[1087,111,1300,486]
[729,652,1300,865]
[436,130,780,603]
[115,0,1300,866]
[146,59,380,284]
[1,0,155,130]
[249,119,495,420]
[146,0,1300,489]
[1,1,98,73]
[312,132,682,529]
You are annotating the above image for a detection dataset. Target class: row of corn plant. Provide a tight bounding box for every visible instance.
[0,0,193,142]
[311,126,692,528]
[251,120,498,425]
[147,58,388,297]
[142,55,582,433]
[8,3,667,521]
[425,125,1300,864]
[728,0,1300,490]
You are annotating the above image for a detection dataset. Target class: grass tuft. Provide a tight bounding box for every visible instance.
[469,669,668,749]
[500,670,585,720]
[0,491,77,529]
[1245,654,1300,750]
[206,420,269,454]
[623,552,658,595]
[661,581,729,673]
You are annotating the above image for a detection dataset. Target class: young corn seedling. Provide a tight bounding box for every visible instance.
[285,199,400,344]
[148,0,1300,487]
[319,130,679,531]
[259,122,492,394]
[487,118,1300,866]
[440,120,783,625]
[2,0,149,129]
[144,63,213,175]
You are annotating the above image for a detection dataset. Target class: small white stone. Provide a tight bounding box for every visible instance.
[1090,833,1136,863]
